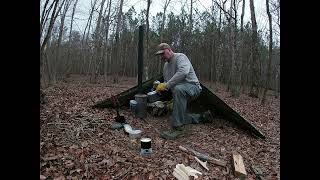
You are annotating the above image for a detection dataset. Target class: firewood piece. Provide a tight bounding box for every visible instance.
[232,152,247,178]
[195,156,209,171]
[173,170,188,180]
[179,145,227,167]
[173,164,202,180]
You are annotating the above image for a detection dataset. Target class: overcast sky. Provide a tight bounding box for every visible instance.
[58,0,279,44]
[126,0,268,26]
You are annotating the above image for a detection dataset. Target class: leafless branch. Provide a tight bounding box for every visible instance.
[214,0,236,21]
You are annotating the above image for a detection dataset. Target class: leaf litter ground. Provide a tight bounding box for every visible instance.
[40,75,280,180]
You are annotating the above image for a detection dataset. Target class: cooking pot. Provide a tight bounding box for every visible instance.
[147,91,160,103]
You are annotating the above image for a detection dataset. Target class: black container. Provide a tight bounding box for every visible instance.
[140,137,151,149]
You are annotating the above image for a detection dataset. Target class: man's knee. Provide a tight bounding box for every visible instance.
[173,84,185,94]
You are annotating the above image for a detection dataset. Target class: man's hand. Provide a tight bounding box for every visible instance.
[156,83,167,93]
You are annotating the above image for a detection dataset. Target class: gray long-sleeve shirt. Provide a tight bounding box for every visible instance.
[163,53,201,90]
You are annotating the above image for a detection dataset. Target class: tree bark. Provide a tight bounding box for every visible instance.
[216,0,223,86]
[54,0,71,83]
[216,0,230,86]
[40,0,67,87]
[261,0,273,104]
[209,0,217,88]
[40,0,54,39]
[90,0,107,83]
[81,0,97,76]
[40,0,55,88]
[40,0,64,59]
[145,0,151,80]
[239,0,246,92]
[158,0,171,73]
[210,34,216,87]
[65,0,79,78]
[113,0,124,84]
[187,0,193,54]
[102,0,112,83]
[228,0,240,97]
[189,0,193,33]
[249,0,260,98]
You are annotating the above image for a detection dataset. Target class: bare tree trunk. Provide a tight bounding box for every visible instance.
[145,0,151,80]
[40,0,54,39]
[249,0,260,98]
[90,0,107,83]
[109,23,117,80]
[190,0,193,31]
[100,7,108,79]
[215,0,230,88]
[210,34,216,88]
[65,0,79,78]
[54,0,71,84]
[187,0,193,54]
[43,51,51,87]
[217,0,223,86]
[209,0,217,88]
[158,0,171,73]
[41,0,64,60]
[261,0,273,104]
[230,0,240,97]
[131,34,136,77]
[120,41,128,79]
[113,0,124,84]
[224,3,232,92]
[81,0,97,77]
[239,0,246,93]
[271,0,280,33]
[40,0,67,87]
[227,0,239,97]
[102,0,112,83]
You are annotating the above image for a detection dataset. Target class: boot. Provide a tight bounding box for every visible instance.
[160,126,184,140]
[200,110,214,123]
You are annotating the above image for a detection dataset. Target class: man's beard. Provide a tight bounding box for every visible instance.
[161,57,168,61]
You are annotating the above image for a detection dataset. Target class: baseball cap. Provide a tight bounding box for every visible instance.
[155,43,171,55]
